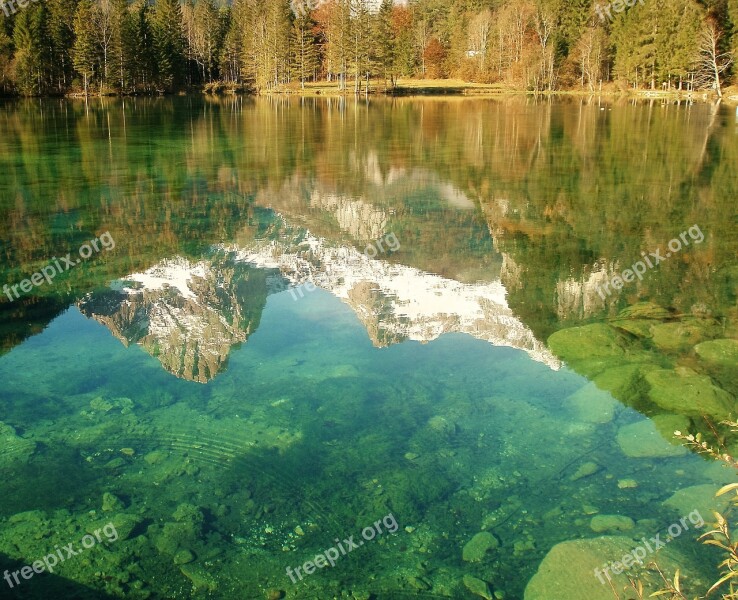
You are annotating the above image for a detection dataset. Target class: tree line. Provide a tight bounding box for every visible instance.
[0,0,736,96]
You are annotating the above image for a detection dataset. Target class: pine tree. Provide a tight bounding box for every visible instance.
[72,0,98,94]
[192,0,221,83]
[13,4,49,96]
[291,8,318,89]
[46,0,78,93]
[151,0,184,91]
[219,3,242,84]
[373,0,396,87]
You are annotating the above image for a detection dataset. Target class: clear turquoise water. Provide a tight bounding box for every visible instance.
[0,97,736,599]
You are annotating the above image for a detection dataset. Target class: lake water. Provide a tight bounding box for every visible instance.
[0,96,737,600]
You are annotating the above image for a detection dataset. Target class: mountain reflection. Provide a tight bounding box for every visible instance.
[78,214,557,383]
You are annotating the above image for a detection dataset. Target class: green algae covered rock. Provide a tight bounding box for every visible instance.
[589,515,634,533]
[616,302,672,320]
[462,531,500,562]
[694,339,738,368]
[548,324,627,365]
[524,536,707,600]
[650,322,708,352]
[463,574,493,599]
[0,422,36,466]
[645,368,735,418]
[616,419,688,458]
[663,484,731,519]
[565,383,619,424]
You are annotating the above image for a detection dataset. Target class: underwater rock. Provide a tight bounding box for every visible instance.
[645,368,734,418]
[616,419,688,458]
[173,503,204,525]
[650,322,708,352]
[427,415,456,437]
[462,531,499,562]
[87,513,141,541]
[663,484,731,519]
[589,515,634,533]
[548,324,627,368]
[565,383,619,424]
[173,549,195,565]
[180,562,217,592]
[617,479,638,489]
[591,364,651,401]
[616,302,672,320]
[694,339,738,368]
[144,450,166,465]
[570,461,601,481]
[650,413,691,440]
[609,318,655,339]
[0,422,36,466]
[89,396,134,414]
[463,574,493,600]
[524,535,705,599]
[702,460,734,485]
[408,576,431,591]
[102,492,125,512]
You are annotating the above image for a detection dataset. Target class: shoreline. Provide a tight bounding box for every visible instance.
[5,80,736,104]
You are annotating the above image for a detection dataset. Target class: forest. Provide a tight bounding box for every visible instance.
[0,0,736,96]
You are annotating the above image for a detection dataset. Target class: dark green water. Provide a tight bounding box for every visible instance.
[0,96,737,600]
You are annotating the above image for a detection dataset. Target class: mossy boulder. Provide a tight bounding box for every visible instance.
[650,322,707,352]
[694,339,738,368]
[616,302,672,320]
[650,413,690,440]
[609,318,655,339]
[548,324,629,377]
[548,324,627,362]
[645,368,735,418]
[616,419,688,458]
[0,422,36,466]
[462,531,500,562]
[663,484,731,519]
[589,515,634,533]
[463,575,493,599]
[524,536,707,600]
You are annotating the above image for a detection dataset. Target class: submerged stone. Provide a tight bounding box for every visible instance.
[102,492,125,512]
[616,302,672,320]
[616,419,688,458]
[589,514,634,533]
[570,461,601,481]
[463,574,493,600]
[462,531,499,562]
[609,318,655,339]
[694,339,738,368]
[180,563,217,592]
[524,535,705,599]
[663,484,731,519]
[548,324,627,367]
[650,322,707,352]
[0,422,36,466]
[645,368,735,418]
[565,383,619,424]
